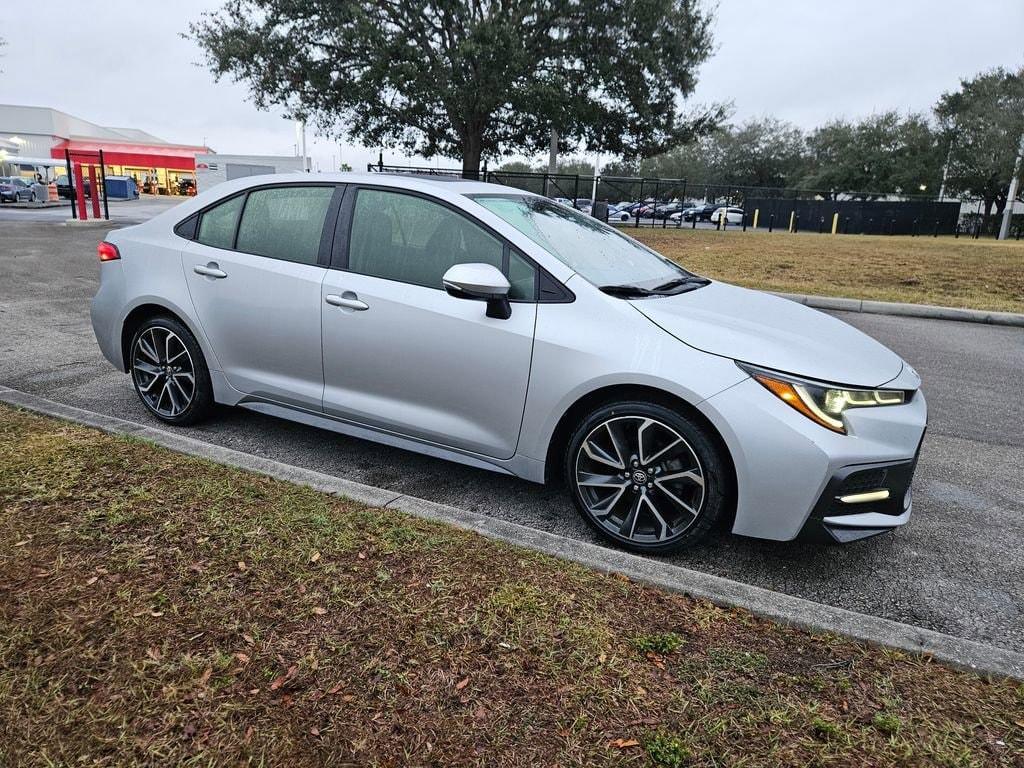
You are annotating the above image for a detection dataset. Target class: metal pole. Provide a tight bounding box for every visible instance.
[99,149,110,220]
[590,152,599,208]
[998,129,1024,240]
[64,148,76,219]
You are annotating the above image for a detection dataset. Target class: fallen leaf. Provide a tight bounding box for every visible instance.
[150,610,164,618]
[309,551,321,563]
[85,576,99,586]
[311,607,328,616]
[198,667,212,687]
[357,552,367,560]
[146,646,162,661]
[270,675,287,691]
[609,738,640,749]
[242,633,255,645]
[328,684,343,695]
[14,540,30,547]
[237,561,247,572]
[310,726,320,736]
[1015,719,1024,729]
[455,677,470,690]
[235,652,250,664]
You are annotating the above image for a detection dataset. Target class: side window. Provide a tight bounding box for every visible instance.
[236,186,334,265]
[349,189,507,291]
[197,194,244,250]
[507,249,537,301]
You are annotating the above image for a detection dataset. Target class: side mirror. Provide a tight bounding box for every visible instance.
[442,262,512,320]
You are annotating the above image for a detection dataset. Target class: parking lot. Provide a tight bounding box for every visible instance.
[2,208,1022,654]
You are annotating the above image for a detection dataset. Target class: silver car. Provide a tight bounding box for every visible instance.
[91,173,927,552]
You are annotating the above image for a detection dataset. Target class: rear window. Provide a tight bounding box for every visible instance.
[235,186,334,265]
[197,194,244,250]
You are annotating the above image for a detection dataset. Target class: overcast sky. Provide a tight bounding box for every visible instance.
[2,0,1022,171]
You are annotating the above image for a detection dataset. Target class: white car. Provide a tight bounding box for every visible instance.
[711,206,745,225]
[91,173,926,553]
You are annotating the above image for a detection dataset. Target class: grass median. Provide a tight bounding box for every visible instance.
[628,228,1024,314]
[1,404,1021,766]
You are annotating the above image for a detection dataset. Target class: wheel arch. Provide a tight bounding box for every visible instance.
[543,384,737,515]
[120,302,204,373]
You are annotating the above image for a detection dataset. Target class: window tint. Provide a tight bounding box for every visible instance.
[236,186,334,265]
[349,189,535,298]
[197,194,244,250]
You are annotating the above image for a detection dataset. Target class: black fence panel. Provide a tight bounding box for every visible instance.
[744,198,961,236]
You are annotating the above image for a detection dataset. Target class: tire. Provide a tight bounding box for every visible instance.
[564,401,729,554]
[129,315,214,426]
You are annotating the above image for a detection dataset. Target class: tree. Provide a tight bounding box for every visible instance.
[935,67,1024,216]
[802,112,942,199]
[189,0,723,176]
[705,118,807,189]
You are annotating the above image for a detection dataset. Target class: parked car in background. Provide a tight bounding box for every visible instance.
[573,198,593,215]
[710,207,745,225]
[0,176,38,203]
[91,172,926,554]
[55,174,91,200]
[677,203,718,222]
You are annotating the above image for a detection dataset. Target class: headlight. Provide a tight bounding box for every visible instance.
[737,363,906,434]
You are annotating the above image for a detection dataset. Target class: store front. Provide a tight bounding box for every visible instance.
[50,139,209,196]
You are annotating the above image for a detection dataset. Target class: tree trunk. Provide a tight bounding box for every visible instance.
[462,130,483,180]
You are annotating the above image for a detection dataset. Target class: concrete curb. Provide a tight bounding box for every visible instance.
[2,384,1022,680]
[774,291,1024,327]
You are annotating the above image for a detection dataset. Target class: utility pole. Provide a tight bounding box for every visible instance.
[997,128,1024,240]
[294,120,309,172]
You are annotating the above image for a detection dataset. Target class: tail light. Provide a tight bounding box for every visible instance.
[97,241,120,262]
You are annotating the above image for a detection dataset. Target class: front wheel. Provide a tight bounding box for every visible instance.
[129,316,214,426]
[565,402,730,554]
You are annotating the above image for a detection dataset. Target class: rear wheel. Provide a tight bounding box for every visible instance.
[130,316,214,426]
[565,401,729,553]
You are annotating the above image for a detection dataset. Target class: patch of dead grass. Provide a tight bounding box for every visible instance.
[1,405,1021,766]
[628,228,1024,313]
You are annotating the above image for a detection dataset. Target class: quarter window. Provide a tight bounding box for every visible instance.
[196,194,244,250]
[348,188,535,299]
[236,186,334,265]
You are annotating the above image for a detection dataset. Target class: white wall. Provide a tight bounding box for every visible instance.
[194,154,306,191]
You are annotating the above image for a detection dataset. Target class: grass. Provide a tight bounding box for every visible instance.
[1,404,1022,766]
[627,228,1024,313]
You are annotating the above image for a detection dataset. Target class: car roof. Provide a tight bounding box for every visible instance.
[224,171,526,198]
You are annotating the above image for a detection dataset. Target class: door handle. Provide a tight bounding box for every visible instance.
[325,294,369,311]
[194,264,227,279]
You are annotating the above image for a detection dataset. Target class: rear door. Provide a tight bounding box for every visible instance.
[320,186,539,459]
[182,183,342,410]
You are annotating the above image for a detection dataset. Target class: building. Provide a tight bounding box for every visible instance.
[194,153,307,191]
[0,104,211,195]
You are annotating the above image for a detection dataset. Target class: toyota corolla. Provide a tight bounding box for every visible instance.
[91,173,926,553]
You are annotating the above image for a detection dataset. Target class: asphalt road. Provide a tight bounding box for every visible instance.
[2,213,1022,653]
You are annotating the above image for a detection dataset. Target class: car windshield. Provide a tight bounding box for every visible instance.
[470,194,696,289]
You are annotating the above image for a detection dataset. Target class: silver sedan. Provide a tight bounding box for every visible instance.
[91,173,926,552]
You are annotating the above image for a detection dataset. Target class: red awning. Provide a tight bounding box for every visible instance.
[50,139,211,171]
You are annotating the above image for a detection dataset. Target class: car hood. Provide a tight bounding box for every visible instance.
[632,281,905,387]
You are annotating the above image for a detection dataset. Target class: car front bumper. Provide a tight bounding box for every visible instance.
[699,375,928,542]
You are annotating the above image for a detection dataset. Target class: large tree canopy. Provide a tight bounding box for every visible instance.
[189,0,723,174]
[802,113,943,199]
[935,67,1024,217]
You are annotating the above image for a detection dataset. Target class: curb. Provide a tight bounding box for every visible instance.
[774,291,1024,327]
[2,384,1022,680]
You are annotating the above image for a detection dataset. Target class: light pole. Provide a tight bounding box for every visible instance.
[998,128,1024,240]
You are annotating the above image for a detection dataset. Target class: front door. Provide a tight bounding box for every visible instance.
[182,184,338,410]
[320,187,538,459]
